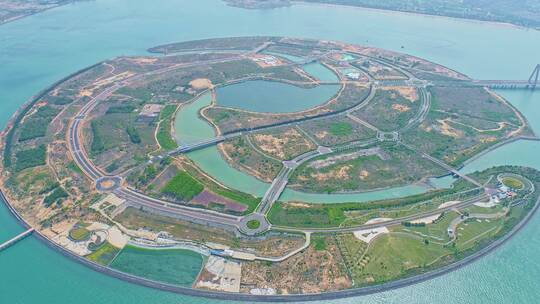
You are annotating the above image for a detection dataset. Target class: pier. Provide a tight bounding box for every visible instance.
[0,228,34,251]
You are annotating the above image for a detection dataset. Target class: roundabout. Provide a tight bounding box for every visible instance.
[238,213,270,235]
[95,176,123,192]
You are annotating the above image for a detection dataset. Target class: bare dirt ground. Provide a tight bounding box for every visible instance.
[240,236,351,294]
[251,127,315,160]
[189,78,213,90]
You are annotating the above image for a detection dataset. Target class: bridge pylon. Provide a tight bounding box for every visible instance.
[529,64,540,89]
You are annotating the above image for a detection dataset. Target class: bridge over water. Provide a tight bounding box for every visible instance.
[0,228,34,251]
[437,64,539,90]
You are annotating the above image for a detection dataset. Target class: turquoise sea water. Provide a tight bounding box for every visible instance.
[1,0,540,302]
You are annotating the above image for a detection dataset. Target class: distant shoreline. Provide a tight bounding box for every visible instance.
[224,0,539,32]
[0,1,80,27]
[4,0,537,32]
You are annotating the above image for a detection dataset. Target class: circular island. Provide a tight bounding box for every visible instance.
[1,36,540,301]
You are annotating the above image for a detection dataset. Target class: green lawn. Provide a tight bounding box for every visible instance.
[455,218,503,250]
[247,219,261,229]
[161,171,204,201]
[329,122,353,136]
[69,227,91,241]
[402,211,460,241]
[109,245,203,286]
[361,234,449,282]
[85,242,120,266]
[501,177,524,189]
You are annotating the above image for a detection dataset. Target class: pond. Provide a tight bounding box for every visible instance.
[215,80,339,113]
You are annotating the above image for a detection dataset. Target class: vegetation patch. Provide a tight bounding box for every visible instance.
[161,171,204,201]
[501,177,524,189]
[110,245,203,286]
[14,145,46,172]
[85,242,121,266]
[269,178,472,228]
[329,122,353,136]
[156,105,178,150]
[18,118,49,141]
[90,121,105,154]
[247,219,261,229]
[312,235,327,251]
[43,186,69,207]
[69,227,91,241]
[126,125,141,144]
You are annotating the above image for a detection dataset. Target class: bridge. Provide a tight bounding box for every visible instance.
[256,166,291,215]
[255,146,333,215]
[168,135,231,155]
[400,142,483,188]
[439,64,540,90]
[0,228,34,251]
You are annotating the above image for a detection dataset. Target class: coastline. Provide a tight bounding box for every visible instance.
[292,2,538,32]
[2,182,538,302]
[0,2,77,27]
[1,36,539,301]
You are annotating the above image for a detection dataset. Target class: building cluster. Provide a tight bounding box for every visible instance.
[137,103,163,122]
[250,54,283,67]
[486,183,518,205]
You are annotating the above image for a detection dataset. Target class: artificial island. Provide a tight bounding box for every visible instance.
[1,36,540,300]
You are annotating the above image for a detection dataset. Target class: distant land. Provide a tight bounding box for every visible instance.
[0,0,80,25]
[224,0,540,30]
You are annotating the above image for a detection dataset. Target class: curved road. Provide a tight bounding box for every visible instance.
[66,41,500,238]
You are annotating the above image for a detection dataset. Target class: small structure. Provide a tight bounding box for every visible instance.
[447,227,454,238]
[353,226,389,243]
[137,104,163,122]
[345,72,361,80]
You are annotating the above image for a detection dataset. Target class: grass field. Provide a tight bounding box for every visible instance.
[455,218,503,250]
[85,242,120,266]
[329,122,353,136]
[501,177,524,189]
[109,245,203,286]
[401,211,460,241]
[69,227,91,241]
[161,171,204,201]
[359,234,449,283]
[312,235,327,251]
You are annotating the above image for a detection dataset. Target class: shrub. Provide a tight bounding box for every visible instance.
[126,125,141,144]
[14,145,46,172]
[43,186,68,207]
